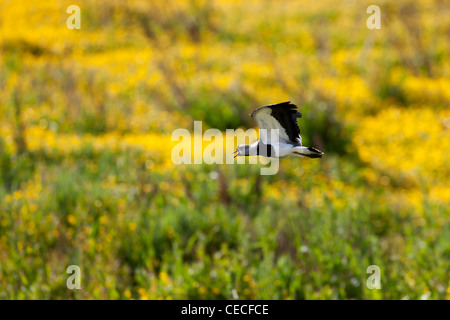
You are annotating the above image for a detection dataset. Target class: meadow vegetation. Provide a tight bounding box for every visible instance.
[0,0,449,299]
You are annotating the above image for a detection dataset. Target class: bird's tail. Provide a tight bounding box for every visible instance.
[292,146,324,158]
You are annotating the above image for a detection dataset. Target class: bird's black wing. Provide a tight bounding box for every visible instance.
[251,101,302,144]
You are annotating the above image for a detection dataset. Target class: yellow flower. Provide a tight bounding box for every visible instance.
[129,222,137,231]
[160,272,171,286]
[138,288,148,300]
[67,215,77,226]
[99,216,108,225]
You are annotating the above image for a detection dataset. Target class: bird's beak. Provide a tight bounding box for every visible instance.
[233,149,238,158]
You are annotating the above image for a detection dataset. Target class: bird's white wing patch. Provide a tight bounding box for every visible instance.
[253,108,291,144]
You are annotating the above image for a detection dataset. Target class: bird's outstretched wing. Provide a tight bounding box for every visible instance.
[250,101,302,145]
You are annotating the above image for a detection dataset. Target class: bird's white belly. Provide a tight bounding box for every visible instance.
[276,143,295,158]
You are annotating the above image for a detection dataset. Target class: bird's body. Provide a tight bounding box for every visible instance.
[234,101,324,159]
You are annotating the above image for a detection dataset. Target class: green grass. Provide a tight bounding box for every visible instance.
[0,144,447,299]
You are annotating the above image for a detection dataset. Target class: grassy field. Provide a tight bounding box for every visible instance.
[0,0,449,299]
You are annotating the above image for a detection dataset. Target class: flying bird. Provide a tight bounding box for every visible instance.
[233,101,324,159]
